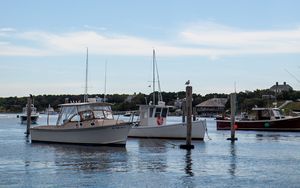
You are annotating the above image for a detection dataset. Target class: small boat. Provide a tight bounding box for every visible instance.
[216,107,300,131]
[30,102,133,146]
[20,104,39,124]
[128,49,206,140]
[129,102,206,140]
[40,104,57,115]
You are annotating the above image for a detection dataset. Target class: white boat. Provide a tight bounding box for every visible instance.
[31,49,132,146]
[30,102,132,146]
[20,104,39,124]
[41,104,57,115]
[128,50,206,140]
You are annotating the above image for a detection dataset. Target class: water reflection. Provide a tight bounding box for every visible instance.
[228,143,236,177]
[31,143,128,172]
[184,150,194,176]
[135,139,168,172]
[181,149,196,188]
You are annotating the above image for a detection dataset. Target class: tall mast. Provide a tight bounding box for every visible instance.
[104,60,107,102]
[84,47,88,102]
[152,49,156,105]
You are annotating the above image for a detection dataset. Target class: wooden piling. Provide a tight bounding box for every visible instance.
[26,95,32,136]
[182,100,186,123]
[180,86,194,149]
[227,93,238,141]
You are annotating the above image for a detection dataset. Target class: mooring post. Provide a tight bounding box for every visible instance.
[182,100,186,123]
[26,95,32,136]
[180,86,194,149]
[227,93,238,141]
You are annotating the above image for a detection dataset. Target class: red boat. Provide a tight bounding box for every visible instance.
[216,108,300,131]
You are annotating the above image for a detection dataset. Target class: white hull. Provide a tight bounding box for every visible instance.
[128,120,206,140]
[30,123,132,146]
[20,115,39,124]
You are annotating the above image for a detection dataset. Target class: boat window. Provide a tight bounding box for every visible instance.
[155,108,162,117]
[257,110,271,120]
[81,110,94,121]
[70,114,80,122]
[161,108,168,117]
[94,110,113,119]
[273,109,283,118]
[149,108,154,117]
[93,110,104,119]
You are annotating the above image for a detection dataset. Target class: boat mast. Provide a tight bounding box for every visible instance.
[152,49,156,105]
[104,60,107,102]
[84,47,89,102]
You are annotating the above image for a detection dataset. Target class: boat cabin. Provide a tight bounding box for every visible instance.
[252,108,285,120]
[22,104,38,114]
[139,102,169,126]
[56,102,113,125]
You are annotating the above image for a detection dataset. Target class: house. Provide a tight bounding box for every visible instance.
[270,82,293,94]
[196,98,228,117]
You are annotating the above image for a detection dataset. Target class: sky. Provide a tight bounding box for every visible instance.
[1,0,300,97]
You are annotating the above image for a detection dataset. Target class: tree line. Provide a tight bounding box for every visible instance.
[1,89,300,113]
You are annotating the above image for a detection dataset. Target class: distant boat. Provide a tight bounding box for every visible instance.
[30,102,132,146]
[128,50,206,140]
[124,111,132,117]
[19,104,39,124]
[40,104,57,115]
[216,107,300,131]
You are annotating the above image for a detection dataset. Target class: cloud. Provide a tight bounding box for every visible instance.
[1,23,300,57]
[180,21,300,55]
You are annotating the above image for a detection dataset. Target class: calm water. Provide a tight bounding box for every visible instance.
[1,114,300,187]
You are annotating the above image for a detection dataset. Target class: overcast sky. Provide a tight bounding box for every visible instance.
[1,0,300,97]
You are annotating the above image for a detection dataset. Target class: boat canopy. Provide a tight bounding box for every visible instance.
[139,104,169,126]
[252,107,284,120]
[56,102,113,125]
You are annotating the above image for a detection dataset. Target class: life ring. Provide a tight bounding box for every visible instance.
[156,116,164,126]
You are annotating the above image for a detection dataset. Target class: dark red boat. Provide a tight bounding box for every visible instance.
[216,108,300,131]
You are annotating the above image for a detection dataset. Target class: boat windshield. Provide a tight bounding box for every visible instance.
[272,109,284,119]
[56,106,78,125]
[56,103,113,125]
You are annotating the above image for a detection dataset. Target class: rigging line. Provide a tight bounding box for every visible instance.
[104,60,107,102]
[84,47,89,102]
[285,69,300,84]
[155,51,163,102]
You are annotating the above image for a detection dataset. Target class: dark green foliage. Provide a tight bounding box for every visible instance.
[1,89,300,113]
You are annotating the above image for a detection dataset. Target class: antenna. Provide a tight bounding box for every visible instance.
[234,81,237,93]
[84,47,89,102]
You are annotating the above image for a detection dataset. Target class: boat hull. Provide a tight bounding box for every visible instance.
[30,123,132,146]
[128,120,206,140]
[20,115,39,124]
[216,116,300,131]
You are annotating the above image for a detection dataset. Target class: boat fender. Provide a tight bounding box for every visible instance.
[156,116,164,126]
[234,124,238,129]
